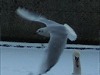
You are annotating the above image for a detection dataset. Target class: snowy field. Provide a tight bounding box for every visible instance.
[0,41,100,75]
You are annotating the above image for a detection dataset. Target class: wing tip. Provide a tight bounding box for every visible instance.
[64,24,77,41]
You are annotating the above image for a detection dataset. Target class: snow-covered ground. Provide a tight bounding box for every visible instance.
[0,41,100,75]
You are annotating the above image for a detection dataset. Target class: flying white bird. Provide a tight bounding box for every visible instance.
[16,7,77,75]
[72,50,81,75]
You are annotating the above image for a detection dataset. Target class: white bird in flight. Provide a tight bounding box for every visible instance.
[16,7,77,75]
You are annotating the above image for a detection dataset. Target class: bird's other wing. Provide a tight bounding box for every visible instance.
[64,24,77,41]
[16,7,60,26]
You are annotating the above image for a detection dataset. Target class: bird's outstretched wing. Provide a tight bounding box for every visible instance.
[16,7,60,26]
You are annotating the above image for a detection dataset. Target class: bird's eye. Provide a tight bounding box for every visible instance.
[38,30,41,32]
[40,30,43,32]
[38,30,43,33]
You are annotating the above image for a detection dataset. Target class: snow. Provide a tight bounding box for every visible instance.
[0,41,100,75]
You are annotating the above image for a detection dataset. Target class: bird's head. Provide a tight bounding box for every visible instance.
[36,27,50,37]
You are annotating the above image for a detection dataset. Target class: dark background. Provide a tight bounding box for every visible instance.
[0,0,100,45]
